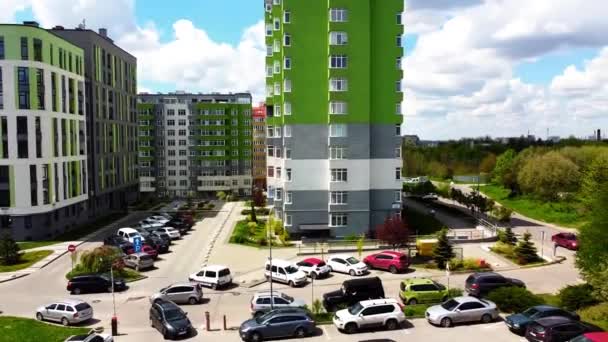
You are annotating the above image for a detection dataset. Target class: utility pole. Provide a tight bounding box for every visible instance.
[268,209,274,310]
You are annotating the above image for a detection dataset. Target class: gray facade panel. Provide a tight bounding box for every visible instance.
[370,125,402,159]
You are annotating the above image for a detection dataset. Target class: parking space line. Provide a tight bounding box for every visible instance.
[403,328,411,335]
[482,322,504,329]
[322,325,332,340]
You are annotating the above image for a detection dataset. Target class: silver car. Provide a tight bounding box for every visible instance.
[149,283,204,305]
[425,296,498,327]
[36,299,93,326]
[250,291,306,317]
[123,253,155,271]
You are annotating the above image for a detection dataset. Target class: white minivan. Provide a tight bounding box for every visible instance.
[264,259,307,287]
[189,265,232,289]
[116,227,145,244]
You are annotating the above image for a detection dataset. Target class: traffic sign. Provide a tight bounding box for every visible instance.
[68,244,76,253]
[133,237,142,253]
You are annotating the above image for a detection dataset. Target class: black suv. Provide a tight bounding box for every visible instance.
[103,235,133,254]
[67,274,126,294]
[135,228,170,253]
[166,219,190,234]
[465,272,525,297]
[149,299,194,339]
[322,277,385,312]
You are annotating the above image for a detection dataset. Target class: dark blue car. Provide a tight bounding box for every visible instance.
[239,309,315,342]
[505,305,579,334]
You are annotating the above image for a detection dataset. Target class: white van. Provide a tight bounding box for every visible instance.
[189,265,232,289]
[117,227,145,244]
[264,259,307,287]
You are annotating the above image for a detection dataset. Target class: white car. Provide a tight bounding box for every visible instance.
[148,216,170,224]
[36,299,93,326]
[333,298,405,334]
[327,255,368,276]
[264,259,307,287]
[139,219,164,229]
[116,227,145,244]
[64,331,113,342]
[189,265,233,289]
[156,227,181,240]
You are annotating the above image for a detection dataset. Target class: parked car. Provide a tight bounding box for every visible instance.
[116,227,145,244]
[465,272,525,297]
[552,233,579,250]
[333,298,405,334]
[525,316,601,342]
[123,252,155,271]
[140,245,159,259]
[67,274,126,295]
[264,259,307,287]
[103,235,133,254]
[36,299,93,326]
[326,255,368,276]
[139,219,164,229]
[188,265,232,289]
[151,230,172,246]
[295,258,330,279]
[154,212,175,220]
[399,278,449,305]
[239,308,315,342]
[64,331,113,342]
[149,299,194,339]
[425,296,499,327]
[250,291,306,317]
[134,229,169,253]
[155,227,181,240]
[323,277,385,312]
[363,251,410,274]
[166,219,190,234]
[148,215,170,224]
[505,305,580,335]
[569,333,608,342]
[149,283,203,305]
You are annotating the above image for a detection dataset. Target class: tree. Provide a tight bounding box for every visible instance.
[216,191,227,201]
[580,153,608,208]
[0,233,21,265]
[252,187,266,207]
[356,235,365,258]
[250,201,257,223]
[514,232,539,264]
[503,226,516,245]
[433,228,455,269]
[375,215,410,249]
[492,149,517,189]
[479,153,497,174]
[517,151,580,200]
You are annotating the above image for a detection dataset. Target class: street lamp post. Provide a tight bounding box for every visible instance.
[267,209,274,310]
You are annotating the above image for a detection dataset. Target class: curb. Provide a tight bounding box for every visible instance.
[0,273,29,284]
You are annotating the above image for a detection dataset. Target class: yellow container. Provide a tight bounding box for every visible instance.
[417,239,438,257]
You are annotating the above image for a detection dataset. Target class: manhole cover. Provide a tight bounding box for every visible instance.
[91,300,101,304]
[126,296,146,302]
[231,292,241,296]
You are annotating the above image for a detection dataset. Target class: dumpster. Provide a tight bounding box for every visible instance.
[416,239,438,257]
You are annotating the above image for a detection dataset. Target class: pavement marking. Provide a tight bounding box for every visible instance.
[482,322,504,329]
[403,328,411,335]
[322,325,332,340]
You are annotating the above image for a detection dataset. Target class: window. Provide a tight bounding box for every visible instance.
[329,101,347,115]
[396,80,402,92]
[178,129,187,136]
[273,39,280,52]
[285,191,293,204]
[274,126,281,137]
[274,82,281,95]
[273,0,281,5]
[20,37,28,60]
[284,102,292,115]
[330,214,347,227]
[330,191,348,204]
[397,35,403,47]
[394,191,402,202]
[0,37,4,59]
[285,215,292,226]
[329,32,348,45]
[329,8,348,22]
[267,166,274,178]
[396,57,402,69]
[330,78,348,91]
[266,66,273,77]
[396,103,402,115]
[284,79,291,92]
[329,55,348,68]
[395,167,402,180]
[397,13,403,25]
[275,188,282,200]
[168,140,176,146]
[329,124,347,137]
[266,45,272,56]
[285,148,291,159]
[178,119,186,126]
[167,120,175,126]
[167,109,175,116]
[179,140,187,146]
[395,147,402,158]
[284,125,292,137]
[178,109,186,116]
[179,150,187,156]
[284,57,291,69]
[167,130,175,136]
[329,146,347,160]
[265,24,273,36]
[33,39,42,62]
[284,11,291,23]
[395,124,401,136]
[274,18,280,30]
[284,34,291,46]
[286,168,292,181]
[331,168,347,182]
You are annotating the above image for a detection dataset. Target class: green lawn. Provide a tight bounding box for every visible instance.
[0,316,90,342]
[0,250,53,273]
[17,241,59,250]
[479,184,586,229]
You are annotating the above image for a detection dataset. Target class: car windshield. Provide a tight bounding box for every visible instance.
[99,275,110,281]
[280,293,294,302]
[348,302,363,315]
[564,234,576,240]
[432,280,446,290]
[523,307,539,318]
[285,266,299,274]
[74,303,91,311]
[441,299,460,311]
[164,309,185,321]
[345,257,359,264]
[317,261,326,267]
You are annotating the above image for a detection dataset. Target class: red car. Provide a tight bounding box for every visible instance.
[551,232,578,250]
[573,332,608,342]
[295,257,331,279]
[141,244,159,259]
[363,251,410,274]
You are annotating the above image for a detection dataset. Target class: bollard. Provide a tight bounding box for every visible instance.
[111,316,118,336]
[223,315,227,330]
[205,311,210,331]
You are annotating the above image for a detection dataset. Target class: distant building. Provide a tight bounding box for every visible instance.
[402,135,420,146]
[252,104,266,190]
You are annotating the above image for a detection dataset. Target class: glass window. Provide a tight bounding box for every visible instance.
[284,79,291,92]
[330,168,347,182]
[284,11,291,23]
[330,78,348,92]
[284,125,292,137]
[329,32,348,45]
[329,8,348,22]
[286,191,293,204]
[20,37,28,60]
[284,57,291,69]
[284,34,291,46]
[329,55,348,68]
[395,124,401,136]
[395,167,402,180]
[330,214,347,227]
[284,102,291,115]
[329,124,347,137]
[330,191,348,204]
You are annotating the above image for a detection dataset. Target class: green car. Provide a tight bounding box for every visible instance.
[399,278,449,305]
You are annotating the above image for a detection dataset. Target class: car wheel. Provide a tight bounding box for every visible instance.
[441,317,452,328]
[288,280,294,287]
[408,298,418,305]
[310,272,317,280]
[386,319,399,330]
[349,269,356,276]
[295,327,306,337]
[250,331,263,342]
[481,314,493,323]
[212,284,218,290]
[162,328,169,339]
[254,311,264,318]
[344,323,358,334]
[327,266,333,272]
[188,297,198,305]
[36,313,43,321]
[61,317,70,326]
[72,288,81,295]
[389,265,398,274]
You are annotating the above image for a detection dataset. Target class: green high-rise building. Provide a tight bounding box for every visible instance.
[264,0,404,237]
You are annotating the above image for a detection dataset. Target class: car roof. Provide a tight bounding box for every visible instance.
[535,316,576,326]
[331,254,356,259]
[156,299,182,310]
[131,252,149,257]
[376,251,405,257]
[472,272,502,278]
[254,291,288,297]
[402,277,435,285]
[583,332,608,342]
[452,296,483,304]
[266,259,294,267]
[302,258,323,264]
[117,227,137,233]
[203,265,229,271]
[168,282,197,288]
[344,276,382,287]
[52,299,87,306]
[359,298,398,307]
[532,305,562,312]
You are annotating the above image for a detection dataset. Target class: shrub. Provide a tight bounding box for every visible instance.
[0,234,21,265]
[433,228,454,269]
[448,288,463,298]
[216,191,227,201]
[558,284,599,311]
[498,226,516,245]
[247,222,258,233]
[578,303,608,331]
[311,299,324,315]
[514,232,540,264]
[492,206,514,222]
[492,241,516,259]
[487,287,543,313]
[450,258,492,271]
[344,233,358,242]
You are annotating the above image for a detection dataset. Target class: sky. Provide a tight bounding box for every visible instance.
[3,0,608,140]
